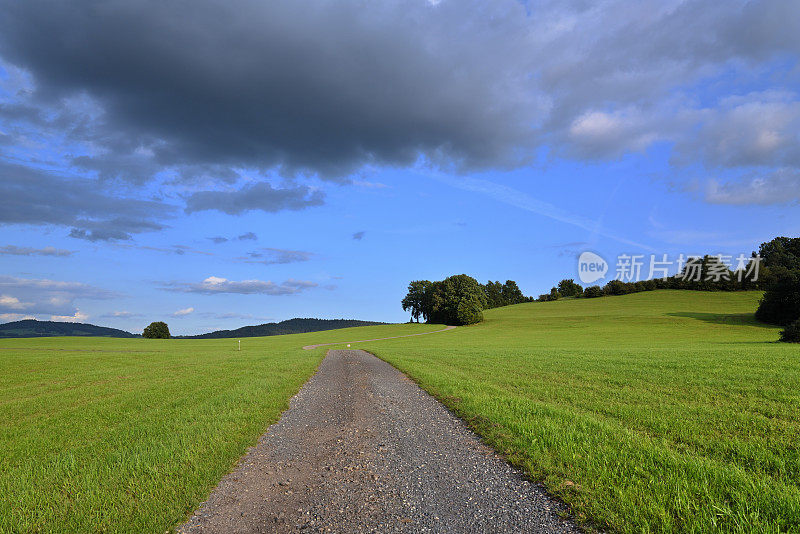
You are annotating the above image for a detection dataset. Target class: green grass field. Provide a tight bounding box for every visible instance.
[360,290,800,532]
[0,323,441,533]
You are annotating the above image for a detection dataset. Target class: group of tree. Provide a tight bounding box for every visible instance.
[401,275,531,326]
[538,255,762,303]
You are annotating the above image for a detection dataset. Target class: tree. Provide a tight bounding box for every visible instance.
[143,321,170,339]
[482,281,505,309]
[500,280,525,305]
[557,279,583,298]
[584,286,603,298]
[402,280,432,322]
[755,267,800,325]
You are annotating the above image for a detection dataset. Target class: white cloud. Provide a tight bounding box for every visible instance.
[0,294,31,310]
[172,307,195,317]
[704,168,800,205]
[50,310,90,323]
[0,313,36,322]
[0,275,116,316]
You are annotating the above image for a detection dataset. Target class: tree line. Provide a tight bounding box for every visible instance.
[536,237,800,343]
[538,254,762,302]
[402,275,531,326]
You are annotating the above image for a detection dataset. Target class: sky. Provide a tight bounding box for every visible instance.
[0,0,799,335]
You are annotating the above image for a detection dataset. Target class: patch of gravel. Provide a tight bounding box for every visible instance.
[179,349,577,533]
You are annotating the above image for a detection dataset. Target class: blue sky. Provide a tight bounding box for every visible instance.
[1,0,799,334]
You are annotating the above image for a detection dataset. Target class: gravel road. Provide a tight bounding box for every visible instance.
[179,349,577,533]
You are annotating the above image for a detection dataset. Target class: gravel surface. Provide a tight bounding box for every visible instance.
[179,349,578,533]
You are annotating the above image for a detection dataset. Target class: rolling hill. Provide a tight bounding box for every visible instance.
[181,318,388,339]
[0,319,137,338]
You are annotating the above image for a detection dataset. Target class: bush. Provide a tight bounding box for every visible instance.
[143,321,170,339]
[780,319,800,343]
[456,297,484,325]
[584,286,603,298]
[755,267,800,325]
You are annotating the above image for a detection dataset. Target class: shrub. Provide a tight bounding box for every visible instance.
[143,321,170,339]
[780,319,800,343]
[456,297,484,325]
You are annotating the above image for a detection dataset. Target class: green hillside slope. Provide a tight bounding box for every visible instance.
[361,290,799,532]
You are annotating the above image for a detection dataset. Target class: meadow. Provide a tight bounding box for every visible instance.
[0,323,441,533]
[361,290,800,532]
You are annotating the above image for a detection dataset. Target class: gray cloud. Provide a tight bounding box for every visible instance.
[352,231,365,241]
[238,232,257,241]
[242,248,314,265]
[0,245,74,257]
[0,0,797,207]
[704,168,800,205]
[0,275,116,317]
[208,236,228,244]
[185,182,324,215]
[0,161,174,241]
[162,276,317,295]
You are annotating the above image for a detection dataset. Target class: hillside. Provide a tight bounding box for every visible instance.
[360,290,799,532]
[182,318,388,339]
[0,319,137,338]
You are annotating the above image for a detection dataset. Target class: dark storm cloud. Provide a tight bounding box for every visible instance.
[0,0,798,205]
[0,161,175,241]
[185,182,324,215]
[0,0,541,180]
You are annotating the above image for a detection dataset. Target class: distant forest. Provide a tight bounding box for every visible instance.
[0,320,137,338]
[178,318,387,339]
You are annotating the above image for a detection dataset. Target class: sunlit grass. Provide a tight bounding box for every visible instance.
[0,323,440,533]
[362,291,800,532]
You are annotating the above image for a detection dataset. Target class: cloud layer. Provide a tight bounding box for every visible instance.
[0,275,116,319]
[162,276,317,295]
[0,0,796,247]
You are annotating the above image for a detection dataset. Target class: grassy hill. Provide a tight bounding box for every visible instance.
[360,290,799,532]
[181,317,387,339]
[0,319,137,338]
[3,291,797,532]
[0,323,441,533]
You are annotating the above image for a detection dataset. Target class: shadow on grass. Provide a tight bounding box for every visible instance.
[667,312,776,328]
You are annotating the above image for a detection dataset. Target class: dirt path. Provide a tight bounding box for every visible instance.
[301,325,456,350]
[179,349,576,533]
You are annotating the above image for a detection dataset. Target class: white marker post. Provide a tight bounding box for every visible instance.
[347,344,351,348]
[238,340,241,351]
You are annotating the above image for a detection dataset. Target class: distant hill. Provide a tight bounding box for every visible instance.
[181,318,388,339]
[0,319,138,338]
